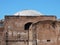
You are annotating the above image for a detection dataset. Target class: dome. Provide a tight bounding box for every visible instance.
[14,10,42,16]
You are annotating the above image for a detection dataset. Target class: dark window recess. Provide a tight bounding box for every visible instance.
[24,22,32,30]
[52,22,55,28]
[47,40,50,42]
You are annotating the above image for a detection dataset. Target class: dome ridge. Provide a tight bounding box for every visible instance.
[14,10,43,16]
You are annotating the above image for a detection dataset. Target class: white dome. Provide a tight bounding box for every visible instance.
[14,10,42,16]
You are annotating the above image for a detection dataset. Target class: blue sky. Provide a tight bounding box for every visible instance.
[0,0,60,19]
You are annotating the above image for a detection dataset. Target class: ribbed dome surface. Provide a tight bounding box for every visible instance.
[14,10,42,16]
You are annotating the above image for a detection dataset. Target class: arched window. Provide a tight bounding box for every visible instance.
[24,22,32,30]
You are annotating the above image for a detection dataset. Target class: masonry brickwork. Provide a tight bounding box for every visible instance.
[0,15,60,45]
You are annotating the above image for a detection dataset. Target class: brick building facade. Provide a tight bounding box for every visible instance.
[0,15,60,45]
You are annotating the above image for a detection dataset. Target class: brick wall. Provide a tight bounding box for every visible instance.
[3,15,57,45]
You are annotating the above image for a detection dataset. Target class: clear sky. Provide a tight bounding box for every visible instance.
[0,0,60,19]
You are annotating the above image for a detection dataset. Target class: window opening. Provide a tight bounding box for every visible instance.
[52,22,55,28]
[24,22,32,30]
[47,40,50,42]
